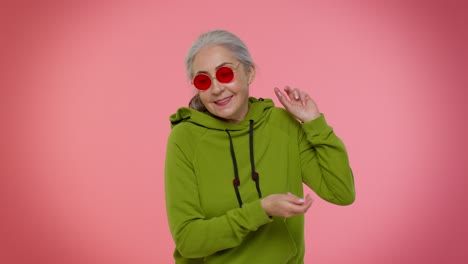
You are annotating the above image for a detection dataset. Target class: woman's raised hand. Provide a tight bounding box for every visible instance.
[274,86,321,123]
[261,193,314,218]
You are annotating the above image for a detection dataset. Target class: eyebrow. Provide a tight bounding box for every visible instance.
[195,62,234,75]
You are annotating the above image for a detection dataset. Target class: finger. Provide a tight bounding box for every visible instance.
[287,203,309,215]
[284,192,305,205]
[275,87,287,99]
[286,87,300,101]
[299,91,308,106]
[302,195,314,211]
[283,86,297,101]
[292,88,300,100]
[274,87,292,108]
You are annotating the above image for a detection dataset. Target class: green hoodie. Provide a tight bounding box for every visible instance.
[165,97,355,264]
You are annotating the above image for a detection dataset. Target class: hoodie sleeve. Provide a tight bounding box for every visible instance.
[298,114,356,205]
[164,129,273,259]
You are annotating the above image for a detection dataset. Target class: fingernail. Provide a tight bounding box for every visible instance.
[298,198,304,203]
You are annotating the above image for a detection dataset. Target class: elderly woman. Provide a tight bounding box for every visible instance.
[165,29,355,264]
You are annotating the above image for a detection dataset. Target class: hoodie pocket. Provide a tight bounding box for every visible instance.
[266,218,298,261]
[203,218,298,264]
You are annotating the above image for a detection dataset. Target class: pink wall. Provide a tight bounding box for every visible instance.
[1,0,467,263]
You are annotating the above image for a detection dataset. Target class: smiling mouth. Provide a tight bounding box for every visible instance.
[215,96,233,106]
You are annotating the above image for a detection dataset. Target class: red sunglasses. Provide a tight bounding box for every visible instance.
[192,63,241,90]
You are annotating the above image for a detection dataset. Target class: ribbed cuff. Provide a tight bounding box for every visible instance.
[243,199,274,229]
[301,114,330,136]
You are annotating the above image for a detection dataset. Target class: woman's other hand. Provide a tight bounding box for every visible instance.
[274,86,321,123]
[261,193,314,218]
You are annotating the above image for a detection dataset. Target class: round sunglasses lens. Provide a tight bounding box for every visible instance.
[193,74,211,90]
[216,67,234,83]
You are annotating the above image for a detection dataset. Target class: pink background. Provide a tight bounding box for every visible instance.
[1,0,467,263]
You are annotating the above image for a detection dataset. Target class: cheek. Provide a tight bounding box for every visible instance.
[231,84,248,98]
[233,78,250,94]
[198,92,210,105]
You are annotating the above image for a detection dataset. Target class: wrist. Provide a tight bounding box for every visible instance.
[260,198,272,218]
[301,113,321,123]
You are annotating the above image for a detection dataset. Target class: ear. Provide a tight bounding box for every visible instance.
[247,65,256,84]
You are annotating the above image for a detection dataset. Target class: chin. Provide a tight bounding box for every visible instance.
[215,111,234,120]
[211,109,236,122]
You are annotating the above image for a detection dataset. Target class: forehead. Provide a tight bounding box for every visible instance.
[192,45,236,71]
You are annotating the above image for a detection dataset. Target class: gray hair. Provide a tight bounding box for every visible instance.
[185,30,255,111]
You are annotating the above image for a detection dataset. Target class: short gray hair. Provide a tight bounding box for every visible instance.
[185,30,255,80]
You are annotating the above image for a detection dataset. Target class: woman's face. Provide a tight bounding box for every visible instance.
[192,45,255,123]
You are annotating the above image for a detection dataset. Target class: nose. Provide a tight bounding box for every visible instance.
[210,78,225,95]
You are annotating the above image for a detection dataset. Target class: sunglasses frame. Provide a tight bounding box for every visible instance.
[192,62,241,91]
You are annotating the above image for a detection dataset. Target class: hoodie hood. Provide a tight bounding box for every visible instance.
[169,97,275,130]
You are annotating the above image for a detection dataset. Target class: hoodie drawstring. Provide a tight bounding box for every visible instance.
[249,120,262,199]
[226,129,243,208]
[225,120,262,208]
